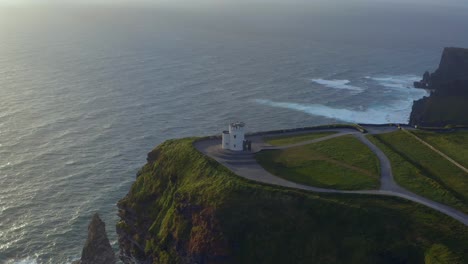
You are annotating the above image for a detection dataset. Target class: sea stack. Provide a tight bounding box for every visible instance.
[73,213,116,264]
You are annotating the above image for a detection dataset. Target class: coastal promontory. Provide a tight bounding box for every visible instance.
[115,137,468,263]
[410,47,468,126]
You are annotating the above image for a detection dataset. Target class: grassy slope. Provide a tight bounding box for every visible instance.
[117,138,468,264]
[412,130,468,168]
[256,135,380,190]
[368,131,468,214]
[264,131,337,146]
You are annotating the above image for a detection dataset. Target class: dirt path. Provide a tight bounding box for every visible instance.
[194,128,468,226]
[402,129,468,174]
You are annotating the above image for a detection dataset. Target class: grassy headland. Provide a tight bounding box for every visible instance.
[368,131,468,214]
[256,135,380,190]
[117,137,468,264]
[411,130,468,168]
[263,131,337,146]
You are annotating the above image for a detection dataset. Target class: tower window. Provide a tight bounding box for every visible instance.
[234,135,237,139]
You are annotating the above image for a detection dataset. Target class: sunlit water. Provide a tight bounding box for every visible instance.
[1,3,468,263]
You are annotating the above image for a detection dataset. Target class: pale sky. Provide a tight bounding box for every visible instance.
[1,0,467,5]
[0,0,467,10]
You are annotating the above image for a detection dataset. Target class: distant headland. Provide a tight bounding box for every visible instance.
[410,47,468,127]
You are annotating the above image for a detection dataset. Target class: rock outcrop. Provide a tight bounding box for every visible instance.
[116,141,232,264]
[74,213,116,264]
[410,47,468,126]
[413,71,431,88]
[414,47,468,90]
[430,47,468,88]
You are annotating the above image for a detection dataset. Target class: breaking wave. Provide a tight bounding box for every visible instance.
[311,79,364,92]
[4,258,38,264]
[255,74,429,124]
[254,99,412,124]
[367,74,429,101]
[366,75,421,89]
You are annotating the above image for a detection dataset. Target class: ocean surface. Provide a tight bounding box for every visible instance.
[1,3,468,263]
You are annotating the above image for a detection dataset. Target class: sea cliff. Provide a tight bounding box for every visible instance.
[115,138,468,264]
[410,47,468,126]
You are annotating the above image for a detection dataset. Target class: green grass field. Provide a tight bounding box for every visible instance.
[368,131,468,214]
[117,137,468,264]
[263,131,337,146]
[412,130,468,169]
[256,135,380,190]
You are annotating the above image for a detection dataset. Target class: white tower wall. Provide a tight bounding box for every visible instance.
[221,122,246,151]
[228,123,245,151]
[222,131,230,149]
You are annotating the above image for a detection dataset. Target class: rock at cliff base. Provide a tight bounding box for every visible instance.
[74,213,116,264]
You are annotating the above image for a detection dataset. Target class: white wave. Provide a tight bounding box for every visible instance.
[254,99,417,124]
[366,74,429,101]
[13,260,37,264]
[0,162,11,169]
[5,258,38,264]
[366,75,421,89]
[311,79,364,92]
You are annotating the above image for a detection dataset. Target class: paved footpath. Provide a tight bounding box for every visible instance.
[194,127,468,226]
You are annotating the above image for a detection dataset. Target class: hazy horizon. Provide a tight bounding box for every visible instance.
[1,0,468,26]
[1,0,468,8]
[1,0,468,263]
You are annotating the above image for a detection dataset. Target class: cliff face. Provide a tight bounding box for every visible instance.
[116,139,232,264]
[116,138,468,264]
[431,47,468,87]
[410,47,468,126]
[74,213,116,264]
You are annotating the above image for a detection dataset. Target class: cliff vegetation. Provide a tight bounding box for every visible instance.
[256,135,380,190]
[369,131,468,214]
[117,138,468,264]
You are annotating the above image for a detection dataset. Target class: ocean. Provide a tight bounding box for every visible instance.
[1,2,468,263]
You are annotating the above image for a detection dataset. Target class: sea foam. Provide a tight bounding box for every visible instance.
[367,74,429,101]
[5,258,38,264]
[256,75,429,124]
[311,79,364,92]
[254,99,410,124]
[366,75,421,89]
